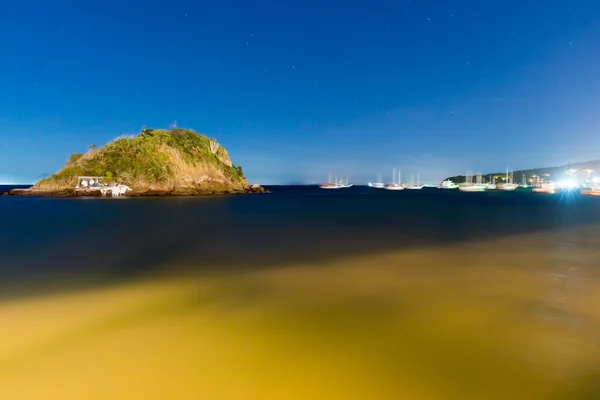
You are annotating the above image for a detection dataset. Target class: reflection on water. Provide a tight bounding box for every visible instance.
[1,226,600,399]
[531,226,599,396]
[2,189,600,398]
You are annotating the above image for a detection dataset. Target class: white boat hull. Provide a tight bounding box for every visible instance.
[320,182,352,189]
[458,185,487,192]
[532,188,555,194]
[369,182,385,188]
[319,185,342,189]
[497,183,518,191]
[582,188,600,196]
[438,180,458,189]
[532,183,556,194]
[384,185,405,191]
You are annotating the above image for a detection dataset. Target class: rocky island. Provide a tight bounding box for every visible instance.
[2,127,267,197]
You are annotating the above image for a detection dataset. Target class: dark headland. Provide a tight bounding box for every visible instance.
[445,159,600,184]
[1,127,267,197]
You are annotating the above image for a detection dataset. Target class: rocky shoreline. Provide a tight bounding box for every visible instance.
[0,184,268,197]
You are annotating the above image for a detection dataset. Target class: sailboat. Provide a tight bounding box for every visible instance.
[368,173,385,188]
[405,173,424,190]
[497,168,518,190]
[320,174,343,189]
[384,168,405,190]
[339,176,353,188]
[458,172,487,192]
[520,174,528,188]
[532,181,556,194]
[485,176,496,190]
[581,185,600,196]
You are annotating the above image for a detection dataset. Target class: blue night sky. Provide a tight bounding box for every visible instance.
[0,0,599,184]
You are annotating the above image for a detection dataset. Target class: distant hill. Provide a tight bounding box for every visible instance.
[445,160,600,184]
[34,128,248,192]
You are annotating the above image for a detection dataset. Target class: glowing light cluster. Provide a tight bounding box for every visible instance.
[555,179,578,189]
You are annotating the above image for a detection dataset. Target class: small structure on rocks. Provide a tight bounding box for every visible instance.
[76,176,106,189]
[75,176,131,197]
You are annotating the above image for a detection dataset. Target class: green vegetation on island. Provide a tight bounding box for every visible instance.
[34,127,253,194]
[445,160,600,184]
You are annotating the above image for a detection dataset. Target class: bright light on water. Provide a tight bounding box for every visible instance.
[1,227,600,399]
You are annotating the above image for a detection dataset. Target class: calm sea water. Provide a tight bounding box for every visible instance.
[2,184,600,398]
[1,184,599,281]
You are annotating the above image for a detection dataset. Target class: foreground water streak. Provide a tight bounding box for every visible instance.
[1,186,600,399]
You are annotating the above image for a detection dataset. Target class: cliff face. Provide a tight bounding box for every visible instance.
[34,128,249,193]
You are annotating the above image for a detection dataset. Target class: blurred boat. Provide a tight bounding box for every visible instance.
[459,172,486,192]
[532,182,556,194]
[405,174,424,190]
[438,180,458,189]
[368,173,385,188]
[581,186,600,196]
[320,174,344,189]
[384,168,405,190]
[497,168,518,191]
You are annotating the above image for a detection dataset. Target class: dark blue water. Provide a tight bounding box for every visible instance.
[0,184,30,191]
[2,185,600,290]
[4,184,600,398]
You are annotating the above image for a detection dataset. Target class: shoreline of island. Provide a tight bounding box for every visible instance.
[1,183,268,197]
